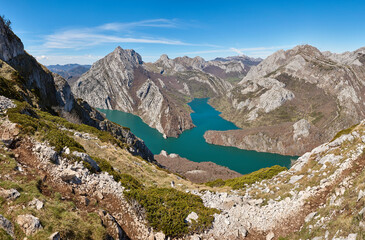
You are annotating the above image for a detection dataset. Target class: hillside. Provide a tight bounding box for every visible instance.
[207,45,365,156]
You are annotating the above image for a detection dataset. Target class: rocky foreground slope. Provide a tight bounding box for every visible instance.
[2,91,365,240]
[207,45,365,156]
[71,48,259,137]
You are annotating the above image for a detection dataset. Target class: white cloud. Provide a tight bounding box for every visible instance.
[36,55,48,60]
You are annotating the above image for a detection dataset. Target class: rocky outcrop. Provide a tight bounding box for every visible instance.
[209,44,365,155]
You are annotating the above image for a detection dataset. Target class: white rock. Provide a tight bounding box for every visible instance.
[266,231,274,240]
[28,198,44,210]
[288,175,303,184]
[185,212,199,224]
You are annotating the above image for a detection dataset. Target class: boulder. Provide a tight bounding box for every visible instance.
[0,188,20,200]
[16,214,43,236]
[72,151,100,172]
[28,198,44,210]
[0,214,14,237]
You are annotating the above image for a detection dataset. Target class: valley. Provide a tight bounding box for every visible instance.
[1,6,365,240]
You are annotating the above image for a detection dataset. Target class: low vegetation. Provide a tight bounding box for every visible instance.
[5,101,219,238]
[125,187,219,237]
[206,165,287,189]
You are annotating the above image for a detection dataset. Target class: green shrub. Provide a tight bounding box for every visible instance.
[205,178,225,188]
[119,173,143,190]
[125,187,219,237]
[225,165,287,189]
[43,129,85,153]
[205,165,287,190]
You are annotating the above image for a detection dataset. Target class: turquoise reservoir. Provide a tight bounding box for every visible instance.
[99,98,296,175]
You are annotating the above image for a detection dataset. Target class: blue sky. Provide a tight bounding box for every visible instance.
[1,0,365,65]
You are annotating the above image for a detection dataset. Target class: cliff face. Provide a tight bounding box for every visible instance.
[0,19,153,162]
[72,47,195,137]
[208,45,365,155]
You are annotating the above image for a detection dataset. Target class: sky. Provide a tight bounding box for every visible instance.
[1,0,365,65]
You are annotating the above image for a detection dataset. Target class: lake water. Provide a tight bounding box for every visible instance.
[99,98,296,175]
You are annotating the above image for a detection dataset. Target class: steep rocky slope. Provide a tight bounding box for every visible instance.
[207,45,365,155]
[72,47,246,137]
[0,18,153,161]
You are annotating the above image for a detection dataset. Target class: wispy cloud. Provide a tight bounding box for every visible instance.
[43,30,188,49]
[98,19,178,31]
[30,19,192,51]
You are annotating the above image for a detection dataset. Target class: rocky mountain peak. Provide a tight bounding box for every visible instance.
[290,44,322,58]
[0,17,24,62]
[111,46,143,65]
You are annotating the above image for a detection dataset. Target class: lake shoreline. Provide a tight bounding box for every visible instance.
[99,98,295,175]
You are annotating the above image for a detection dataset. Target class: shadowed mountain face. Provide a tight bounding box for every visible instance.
[71,48,259,137]
[47,64,91,85]
[207,45,365,155]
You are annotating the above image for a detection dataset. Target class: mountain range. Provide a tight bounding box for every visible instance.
[70,44,365,156]
[47,64,91,84]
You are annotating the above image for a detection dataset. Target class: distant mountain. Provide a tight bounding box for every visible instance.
[213,55,262,65]
[47,64,91,84]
